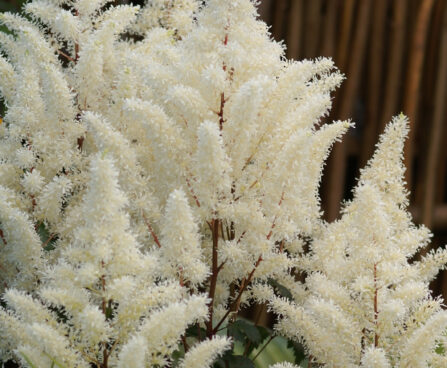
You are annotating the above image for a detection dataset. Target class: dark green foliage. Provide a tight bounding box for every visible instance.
[287,339,306,364]
[267,279,293,301]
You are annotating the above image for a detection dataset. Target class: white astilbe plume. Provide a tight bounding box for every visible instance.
[160,189,208,285]
[0,187,42,292]
[270,364,301,368]
[0,0,197,316]
[3,1,443,367]
[361,347,390,368]
[0,154,217,366]
[179,336,231,368]
[269,115,447,367]
[193,120,232,213]
[119,0,348,324]
[131,0,199,36]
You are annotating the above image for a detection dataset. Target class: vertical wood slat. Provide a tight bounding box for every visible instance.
[260,0,447,298]
[321,0,356,221]
[326,0,372,221]
[414,0,446,209]
[320,0,339,57]
[336,0,356,71]
[360,0,388,167]
[286,0,304,60]
[403,0,436,190]
[360,0,389,167]
[271,0,288,42]
[304,0,322,58]
[257,0,272,23]
[421,1,447,228]
[380,0,408,132]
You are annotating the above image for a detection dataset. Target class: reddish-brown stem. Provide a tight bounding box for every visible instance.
[100,261,109,368]
[266,191,285,240]
[74,10,79,62]
[212,255,263,334]
[308,355,313,368]
[0,229,7,245]
[373,263,379,347]
[236,231,246,244]
[181,335,189,353]
[278,240,284,253]
[77,136,85,152]
[57,49,76,63]
[179,267,184,287]
[207,219,220,338]
[142,213,161,248]
[217,260,226,274]
[30,194,37,212]
[218,92,226,131]
[42,233,56,249]
[185,176,201,207]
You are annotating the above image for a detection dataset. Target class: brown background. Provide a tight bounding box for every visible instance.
[258,0,447,298]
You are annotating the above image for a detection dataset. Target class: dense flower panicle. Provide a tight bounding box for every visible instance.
[179,336,231,368]
[0,187,42,292]
[1,154,226,367]
[160,188,208,285]
[0,0,446,367]
[268,116,447,367]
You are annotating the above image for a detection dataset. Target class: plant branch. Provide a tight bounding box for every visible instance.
[142,212,162,248]
[0,228,6,245]
[213,255,263,334]
[207,218,220,338]
[266,191,285,240]
[374,263,379,347]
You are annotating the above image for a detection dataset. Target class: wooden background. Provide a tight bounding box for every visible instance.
[257,0,447,298]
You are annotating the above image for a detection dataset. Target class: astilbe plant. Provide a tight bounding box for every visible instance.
[0,0,447,367]
[261,116,447,368]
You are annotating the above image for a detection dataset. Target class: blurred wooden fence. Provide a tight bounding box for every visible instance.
[258,0,447,297]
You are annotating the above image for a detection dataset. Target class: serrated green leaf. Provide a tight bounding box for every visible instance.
[256,326,271,342]
[228,322,245,343]
[267,279,293,301]
[227,355,255,368]
[185,325,206,339]
[234,320,262,345]
[286,339,306,364]
[435,342,445,355]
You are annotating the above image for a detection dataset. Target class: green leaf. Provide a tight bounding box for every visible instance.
[250,336,297,367]
[37,222,57,251]
[227,322,245,343]
[287,339,306,364]
[267,279,293,301]
[256,326,271,342]
[228,319,262,345]
[185,325,206,339]
[435,341,445,355]
[227,355,255,368]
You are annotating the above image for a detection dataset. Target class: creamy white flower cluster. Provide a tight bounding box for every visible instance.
[262,116,447,368]
[0,0,446,367]
[1,153,230,367]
